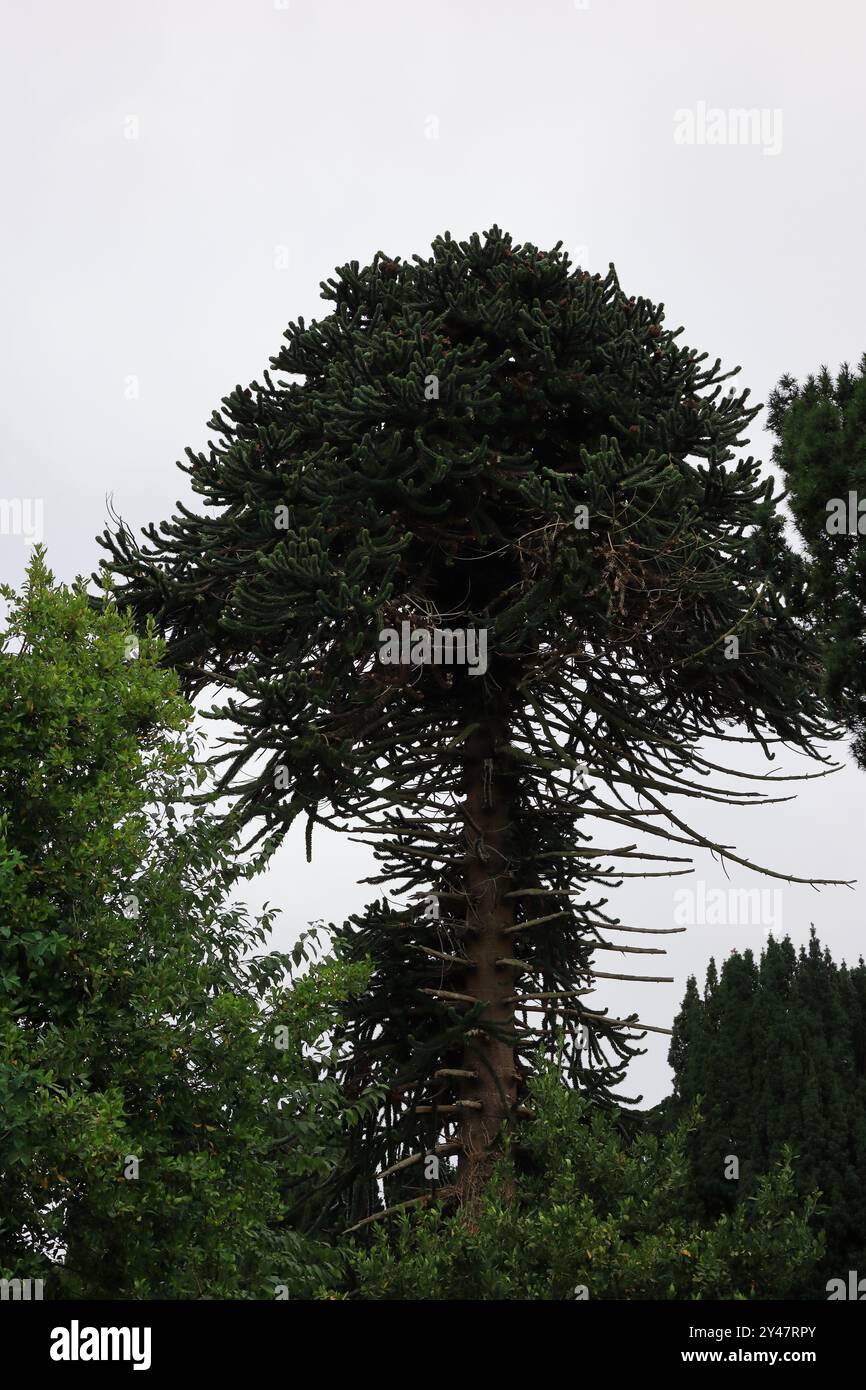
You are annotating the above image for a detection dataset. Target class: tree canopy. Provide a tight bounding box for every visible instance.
[98,228,839,1209]
[769,356,866,762]
[663,932,866,1298]
[0,553,370,1298]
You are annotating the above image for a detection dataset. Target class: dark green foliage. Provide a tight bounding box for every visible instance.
[0,554,371,1298]
[345,1070,821,1300]
[98,227,835,1207]
[663,932,866,1297]
[769,357,866,761]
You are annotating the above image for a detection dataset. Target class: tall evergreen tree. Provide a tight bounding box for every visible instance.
[99,228,838,1213]
[665,933,866,1295]
[768,356,866,761]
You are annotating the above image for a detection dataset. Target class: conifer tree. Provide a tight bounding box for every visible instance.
[665,933,866,1295]
[99,228,838,1213]
[768,357,866,761]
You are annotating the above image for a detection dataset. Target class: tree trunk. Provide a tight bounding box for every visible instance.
[456,723,517,1205]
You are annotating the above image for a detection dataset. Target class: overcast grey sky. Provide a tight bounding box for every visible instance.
[2,0,865,1105]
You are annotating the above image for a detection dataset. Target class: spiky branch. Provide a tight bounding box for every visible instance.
[98,227,842,1216]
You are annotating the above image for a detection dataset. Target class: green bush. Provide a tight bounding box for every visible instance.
[346,1071,822,1300]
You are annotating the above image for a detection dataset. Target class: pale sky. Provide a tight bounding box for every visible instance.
[3,0,865,1104]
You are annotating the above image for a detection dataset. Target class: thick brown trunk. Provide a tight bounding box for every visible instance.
[455,724,517,1205]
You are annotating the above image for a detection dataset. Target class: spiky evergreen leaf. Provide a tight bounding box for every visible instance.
[99,228,836,1213]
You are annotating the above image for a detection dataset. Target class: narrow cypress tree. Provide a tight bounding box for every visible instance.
[667,974,703,1096]
[99,228,837,1213]
[666,933,866,1293]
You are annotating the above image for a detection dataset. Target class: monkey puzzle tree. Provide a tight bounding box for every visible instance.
[99,227,837,1217]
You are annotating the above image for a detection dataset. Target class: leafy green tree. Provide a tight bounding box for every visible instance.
[0,551,370,1299]
[99,227,837,1213]
[663,933,866,1297]
[345,1069,821,1300]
